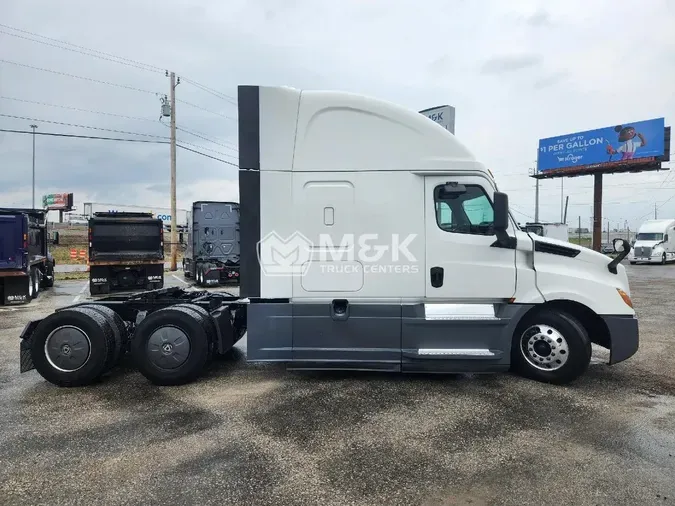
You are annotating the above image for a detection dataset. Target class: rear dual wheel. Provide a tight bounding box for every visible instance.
[131,304,215,386]
[30,306,121,387]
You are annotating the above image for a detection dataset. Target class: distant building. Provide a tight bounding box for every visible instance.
[572,228,590,234]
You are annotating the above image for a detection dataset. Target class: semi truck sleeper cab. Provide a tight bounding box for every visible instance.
[18,84,639,388]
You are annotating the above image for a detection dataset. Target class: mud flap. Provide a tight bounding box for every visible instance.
[19,319,42,373]
[3,275,30,305]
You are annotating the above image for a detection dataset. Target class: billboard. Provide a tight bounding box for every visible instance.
[42,193,74,211]
[538,118,666,172]
[420,105,455,134]
[83,202,188,226]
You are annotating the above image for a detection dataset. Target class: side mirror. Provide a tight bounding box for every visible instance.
[493,192,509,232]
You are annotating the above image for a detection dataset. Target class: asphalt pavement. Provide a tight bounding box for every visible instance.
[1,265,674,506]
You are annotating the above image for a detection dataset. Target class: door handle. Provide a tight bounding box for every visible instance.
[430,266,444,288]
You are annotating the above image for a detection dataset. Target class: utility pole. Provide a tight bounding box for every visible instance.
[30,124,37,208]
[529,168,539,223]
[560,178,564,223]
[578,216,581,245]
[167,71,180,271]
[655,202,658,220]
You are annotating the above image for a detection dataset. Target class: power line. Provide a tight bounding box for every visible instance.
[0,28,163,74]
[175,138,238,159]
[176,144,238,167]
[0,128,237,166]
[0,128,169,144]
[510,206,534,220]
[0,96,157,122]
[0,59,158,95]
[175,98,237,120]
[0,24,237,104]
[181,77,237,104]
[0,113,168,139]
[175,125,238,152]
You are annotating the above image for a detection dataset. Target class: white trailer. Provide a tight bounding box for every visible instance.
[523,222,569,242]
[82,202,189,228]
[629,219,675,264]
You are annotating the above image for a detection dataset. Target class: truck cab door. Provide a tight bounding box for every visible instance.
[423,176,517,300]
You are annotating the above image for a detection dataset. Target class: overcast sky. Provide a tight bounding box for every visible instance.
[1,0,674,229]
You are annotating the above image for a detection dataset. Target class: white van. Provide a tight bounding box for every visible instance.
[629,219,675,264]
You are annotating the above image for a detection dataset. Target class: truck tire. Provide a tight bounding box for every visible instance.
[195,265,203,287]
[173,304,218,358]
[79,304,127,366]
[31,268,40,299]
[511,309,591,385]
[131,306,210,386]
[30,307,117,387]
[26,270,35,300]
[42,263,55,288]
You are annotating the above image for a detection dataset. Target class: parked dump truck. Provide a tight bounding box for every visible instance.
[19,85,638,388]
[88,212,164,295]
[0,208,55,305]
[182,201,240,286]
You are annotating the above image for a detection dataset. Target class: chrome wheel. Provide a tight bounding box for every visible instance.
[520,324,569,371]
[28,271,34,298]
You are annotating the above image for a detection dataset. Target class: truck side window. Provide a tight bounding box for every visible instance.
[434,184,495,236]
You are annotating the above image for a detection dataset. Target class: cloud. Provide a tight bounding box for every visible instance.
[525,10,552,27]
[480,54,542,75]
[533,71,569,90]
[0,0,673,229]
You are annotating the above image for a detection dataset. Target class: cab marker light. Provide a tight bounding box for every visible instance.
[617,288,633,308]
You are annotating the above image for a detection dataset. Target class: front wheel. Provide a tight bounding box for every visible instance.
[511,309,591,385]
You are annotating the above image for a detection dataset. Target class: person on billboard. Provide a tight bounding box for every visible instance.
[606,125,647,161]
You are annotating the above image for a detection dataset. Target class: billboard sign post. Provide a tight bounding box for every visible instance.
[537,118,665,174]
[419,105,455,134]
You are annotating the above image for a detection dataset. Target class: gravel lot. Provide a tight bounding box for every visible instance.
[1,266,674,506]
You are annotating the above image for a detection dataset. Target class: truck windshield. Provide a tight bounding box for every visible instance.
[636,233,663,241]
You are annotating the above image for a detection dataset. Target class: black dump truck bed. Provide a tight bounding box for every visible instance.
[88,212,164,295]
[89,212,164,262]
[183,201,240,285]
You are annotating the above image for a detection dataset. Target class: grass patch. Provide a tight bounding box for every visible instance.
[55,271,89,281]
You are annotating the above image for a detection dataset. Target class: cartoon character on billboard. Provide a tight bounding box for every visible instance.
[606,125,646,161]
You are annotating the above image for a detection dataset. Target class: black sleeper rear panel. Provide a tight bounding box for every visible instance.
[238,85,261,298]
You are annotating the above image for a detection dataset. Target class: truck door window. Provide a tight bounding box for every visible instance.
[434,184,495,236]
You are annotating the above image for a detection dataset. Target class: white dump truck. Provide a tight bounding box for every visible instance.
[18,85,638,388]
[629,219,675,264]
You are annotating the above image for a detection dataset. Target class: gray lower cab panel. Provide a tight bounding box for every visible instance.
[246,301,534,373]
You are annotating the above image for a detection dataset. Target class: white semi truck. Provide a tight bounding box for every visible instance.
[18,85,638,388]
[629,219,675,264]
